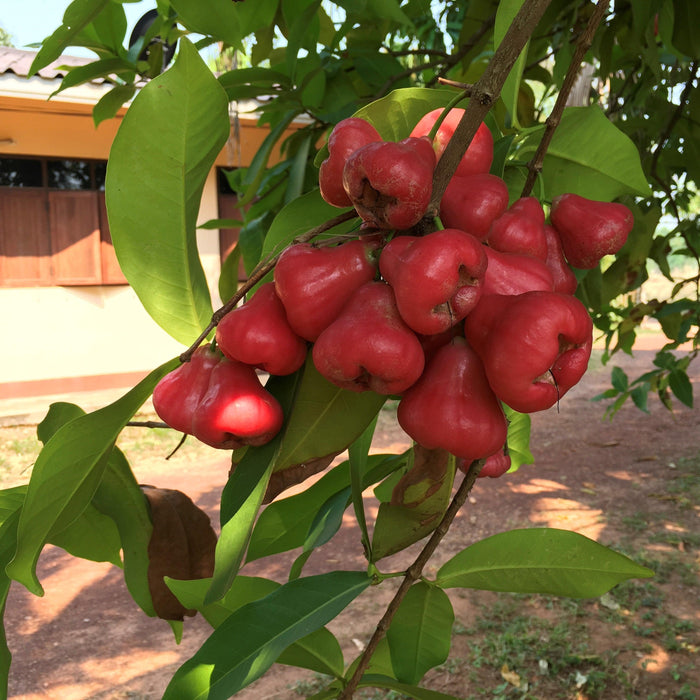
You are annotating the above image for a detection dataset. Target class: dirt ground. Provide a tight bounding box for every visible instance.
[3,340,700,700]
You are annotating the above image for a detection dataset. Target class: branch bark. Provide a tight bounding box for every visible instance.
[429,0,553,212]
[520,0,611,198]
[338,458,485,699]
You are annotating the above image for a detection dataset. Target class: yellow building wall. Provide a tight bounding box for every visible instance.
[0,90,294,397]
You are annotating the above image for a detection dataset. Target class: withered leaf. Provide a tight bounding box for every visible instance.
[141,485,217,620]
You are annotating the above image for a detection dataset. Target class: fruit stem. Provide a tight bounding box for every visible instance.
[426,88,472,143]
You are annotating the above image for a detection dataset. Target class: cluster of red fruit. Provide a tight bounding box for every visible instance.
[153,107,634,479]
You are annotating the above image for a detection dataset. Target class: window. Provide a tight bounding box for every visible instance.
[0,156,127,287]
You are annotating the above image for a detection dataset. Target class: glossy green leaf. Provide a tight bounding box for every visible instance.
[28,0,111,76]
[669,369,693,407]
[163,571,370,699]
[611,366,629,393]
[518,106,650,201]
[170,0,243,48]
[357,675,462,700]
[205,444,275,605]
[5,359,177,596]
[167,575,344,678]
[92,85,136,127]
[218,245,242,303]
[106,38,229,345]
[38,402,156,615]
[51,57,137,96]
[0,488,25,697]
[503,406,534,473]
[436,528,654,597]
[495,0,528,128]
[348,416,378,560]
[258,189,357,265]
[352,87,459,141]
[386,582,454,684]
[247,453,404,562]
[371,448,456,561]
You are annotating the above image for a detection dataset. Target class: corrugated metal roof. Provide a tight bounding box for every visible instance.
[0,46,99,81]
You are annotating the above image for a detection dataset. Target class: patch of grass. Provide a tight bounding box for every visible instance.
[289,672,333,696]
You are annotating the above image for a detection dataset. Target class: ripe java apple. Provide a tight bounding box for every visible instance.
[550,193,634,269]
[319,117,382,207]
[274,239,378,341]
[397,338,508,461]
[410,107,494,177]
[439,173,510,240]
[465,291,593,413]
[153,346,283,449]
[543,224,578,295]
[481,246,554,297]
[379,229,487,335]
[215,282,307,376]
[486,197,548,260]
[342,136,436,230]
[312,281,425,395]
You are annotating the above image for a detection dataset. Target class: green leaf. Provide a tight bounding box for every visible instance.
[218,245,242,303]
[205,445,275,605]
[169,0,243,48]
[105,38,229,345]
[259,189,357,263]
[352,87,460,141]
[371,448,456,561]
[51,57,136,96]
[166,575,345,678]
[611,366,629,393]
[387,582,454,685]
[495,0,528,128]
[669,369,693,407]
[503,406,534,472]
[163,571,370,699]
[357,675,462,699]
[238,113,297,208]
[92,84,136,126]
[247,453,404,561]
[274,358,386,472]
[436,528,654,598]
[28,0,111,76]
[518,106,650,200]
[348,416,378,560]
[0,488,25,696]
[37,401,156,615]
[5,359,177,596]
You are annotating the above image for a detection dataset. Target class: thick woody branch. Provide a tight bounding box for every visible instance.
[338,458,485,699]
[430,0,553,212]
[520,0,611,198]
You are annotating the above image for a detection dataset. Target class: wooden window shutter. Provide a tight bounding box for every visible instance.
[0,189,51,286]
[49,191,101,285]
[98,192,128,285]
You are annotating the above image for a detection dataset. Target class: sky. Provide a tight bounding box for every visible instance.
[0,0,157,55]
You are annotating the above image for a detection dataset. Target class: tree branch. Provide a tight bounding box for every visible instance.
[429,0,553,213]
[520,0,611,198]
[338,458,485,699]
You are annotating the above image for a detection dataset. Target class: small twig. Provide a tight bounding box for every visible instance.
[520,0,611,198]
[338,458,485,699]
[179,209,357,363]
[429,0,554,212]
[126,420,171,429]
[165,432,188,460]
[437,78,474,94]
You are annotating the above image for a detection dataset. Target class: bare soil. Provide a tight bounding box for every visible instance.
[4,341,700,700]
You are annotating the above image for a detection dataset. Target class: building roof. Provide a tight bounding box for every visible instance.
[0,46,100,81]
